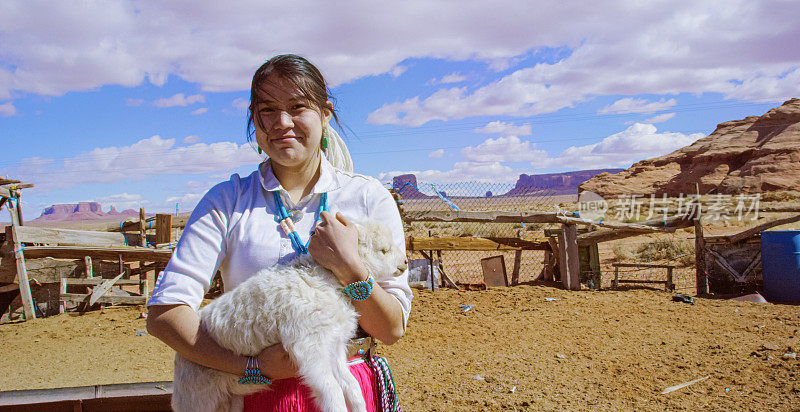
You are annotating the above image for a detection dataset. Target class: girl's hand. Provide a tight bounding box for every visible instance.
[308,211,368,285]
[256,343,298,380]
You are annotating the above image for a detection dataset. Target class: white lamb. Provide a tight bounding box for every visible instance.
[171,220,408,412]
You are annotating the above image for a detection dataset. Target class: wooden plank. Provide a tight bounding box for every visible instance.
[11,226,128,247]
[59,278,67,314]
[405,210,681,232]
[20,246,172,262]
[510,249,522,286]
[60,293,147,305]
[155,214,172,245]
[726,213,800,244]
[404,210,561,224]
[84,256,93,278]
[0,381,172,407]
[556,215,677,232]
[480,255,508,287]
[557,232,568,288]
[616,279,669,285]
[138,208,147,247]
[0,178,21,186]
[694,218,708,295]
[612,263,677,269]
[10,234,36,319]
[562,223,581,290]
[6,196,20,226]
[406,236,549,251]
[109,215,190,232]
[65,278,142,286]
[89,272,125,306]
[588,243,601,289]
[576,214,693,245]
[707,249,746,282]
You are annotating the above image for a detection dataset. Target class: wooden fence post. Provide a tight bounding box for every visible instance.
[155,214,172,245]
[9,227,36,319]
[85,256,93,278]
[694,218,708,296]
[138,208,146,247]
[511,249,522,286]
[563,224,581,290]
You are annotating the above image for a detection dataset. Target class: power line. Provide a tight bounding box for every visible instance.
[2,100,795,168]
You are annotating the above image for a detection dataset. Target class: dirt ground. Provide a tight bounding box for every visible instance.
[1,286,798,411]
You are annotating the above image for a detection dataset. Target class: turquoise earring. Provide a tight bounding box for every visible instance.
[321,136,328,150]
[258,146,262,154]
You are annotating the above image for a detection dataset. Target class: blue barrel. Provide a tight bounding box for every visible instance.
[761,230,800,302]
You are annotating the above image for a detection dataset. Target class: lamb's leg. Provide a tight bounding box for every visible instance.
[332,341,368,412]
[172,354,230,412]
[283,337,351,412]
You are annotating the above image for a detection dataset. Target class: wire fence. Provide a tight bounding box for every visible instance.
[396,181,572,285]
[395,180,700,290]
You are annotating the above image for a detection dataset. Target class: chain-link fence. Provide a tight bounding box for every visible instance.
[394,181,706,290]
[395,181,572,285]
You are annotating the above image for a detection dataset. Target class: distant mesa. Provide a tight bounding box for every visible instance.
[392,169,623,198]
[580,98,800,197]
[392,174,430,199]
[31,202,139,222]
[505,169,624,196]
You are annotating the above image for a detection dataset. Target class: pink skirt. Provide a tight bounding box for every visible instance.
[243,358,379,412]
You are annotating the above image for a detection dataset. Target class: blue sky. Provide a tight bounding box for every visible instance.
[1,0,799,222]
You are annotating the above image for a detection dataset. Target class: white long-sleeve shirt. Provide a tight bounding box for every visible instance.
[147,157,413,327]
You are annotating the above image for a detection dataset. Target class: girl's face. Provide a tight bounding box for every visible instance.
[253,75,331,170]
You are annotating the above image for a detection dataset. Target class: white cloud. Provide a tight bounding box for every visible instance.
[540,123,704,169]
[428,149,444,158]
[0,0,798,113]
[125,98,144,106]
[643,112,676,123]
[378,123,704,183]
[232,97,249,111]
[473,121,532,136]
[0,102,16,117]
[462,136,547,163]
[94,193,148,210]
[427,72,467,86]
[377,161,520,185]
[191,107,208,115]
[183,135,201,144]
[153,93,205,108]
[390,65,407,78]
[598,98,677,115]
[1,135,261,192]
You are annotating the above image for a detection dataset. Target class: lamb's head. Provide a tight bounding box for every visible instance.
[355,220,407,281]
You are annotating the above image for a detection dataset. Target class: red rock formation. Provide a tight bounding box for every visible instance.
[31,202,140,222]
[505,169,623,196]
[580,98,800,197]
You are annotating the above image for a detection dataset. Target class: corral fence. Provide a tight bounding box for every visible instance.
[394,181,565,287]
[391,182,800,296]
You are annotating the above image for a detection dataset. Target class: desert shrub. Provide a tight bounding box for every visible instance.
[761,190,800,202]
[612,243,636,261]
[636,238,694,266]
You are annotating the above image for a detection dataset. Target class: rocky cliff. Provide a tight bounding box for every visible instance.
[31,202,139,222]
[506,169,624,196]
[580,98,800,197]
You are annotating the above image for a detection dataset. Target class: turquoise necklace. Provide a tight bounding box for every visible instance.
[272,191,328,254]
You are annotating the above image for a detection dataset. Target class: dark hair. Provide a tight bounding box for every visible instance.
[246,54,341,142]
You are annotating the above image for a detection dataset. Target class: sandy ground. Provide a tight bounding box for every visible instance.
[1,286,798,411]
